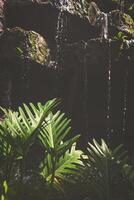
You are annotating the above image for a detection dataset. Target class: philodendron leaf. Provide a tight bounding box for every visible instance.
[38,111,83,190]
[40,143,83,190]
[83,139,129,200]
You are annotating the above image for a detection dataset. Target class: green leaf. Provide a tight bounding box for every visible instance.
[83,139,129,200]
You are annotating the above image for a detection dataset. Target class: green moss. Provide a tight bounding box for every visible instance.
[111,10,134,39]
[16,47,23,57]
[123,13,133,25]
[0,27,50,65]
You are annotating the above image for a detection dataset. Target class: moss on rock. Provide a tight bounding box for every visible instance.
[0,27,50,65]
[110,10,134,39]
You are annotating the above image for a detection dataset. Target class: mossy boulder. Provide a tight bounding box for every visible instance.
[0,27,50,65]
[110,10,134,39]
[53,0,100,22]
[87,1,101,26]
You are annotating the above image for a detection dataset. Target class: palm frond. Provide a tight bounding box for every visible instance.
[39,111,80,157]
[123,164,134,187]
[0,99,59,156]
[40,143,83,190]
[38,111,83,190]
[82,139,129,200]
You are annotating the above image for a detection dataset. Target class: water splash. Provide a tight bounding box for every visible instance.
[53,0,68,8]
[101,13,109,40]
[106,39,112,139]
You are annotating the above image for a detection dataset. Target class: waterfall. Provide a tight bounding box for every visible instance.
[120,0,125,13]
[21,33,30,100]
[83,49,89,141]
[119,0,125,25]
[100,11,112,140]
[54,0,68,69]
[122,64,128,136]
[106,39,112,139]
[121,40,130,137]
[101,13,108,40]
[55,10,64,69]
[0,0,6,36]
[52,0,68,99]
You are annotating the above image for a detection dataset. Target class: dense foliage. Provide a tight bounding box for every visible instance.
[0,1,134,200]
[0,99,134,200]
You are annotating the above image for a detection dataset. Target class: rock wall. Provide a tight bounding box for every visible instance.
[61,39,134,147]
[0,1,134,149]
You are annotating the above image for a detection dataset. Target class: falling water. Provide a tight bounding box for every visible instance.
[106,39,112,139]
[122,40,130,136]
[51,0,68,99]
[101,13,108,40]
[21,33,30,100]
[54,0,68,69]
[100,11,112,139]
[55,10,64,69]
[83,46,89,140]
[119,0,125,25]
[122,64,128,136]
[120,0,125,13]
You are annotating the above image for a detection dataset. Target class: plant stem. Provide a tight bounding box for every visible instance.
[51,155,56,186]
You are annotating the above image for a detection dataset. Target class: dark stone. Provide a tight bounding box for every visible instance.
[5,2,99,45]
[0,62,12,111]
[0,0,134,151]
[110,10,134,39]
[0,0,6,35]
[60,39,134,148]
[0,27,50,65]
[0,27,51,109]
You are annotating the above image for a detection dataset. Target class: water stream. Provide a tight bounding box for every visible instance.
[21,33,30,100]
[121,40,130,137]
[100,11,112,139]
[55,10,64,69]
[101,13,108,40]
[54,0,68,69]
[120,0,125,13]
[52,0,69,100]
[122,63,128,137]
[119,0,125,25]
[106,39,112,140]
[83,45,89,141]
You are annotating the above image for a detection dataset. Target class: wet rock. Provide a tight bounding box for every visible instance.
[0,27,50,65]
[0,65,12,110]
[87,2,101,26]
[110,10,134,39]
[0,27,51,108]
[67,0,89,19]
[0,0,134,149]
[6,0,51,5]
[60,38,134,146]
[0,0,6,35]
[52,0,101,24]
[5,2,98,43]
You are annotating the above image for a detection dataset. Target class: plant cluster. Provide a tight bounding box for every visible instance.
[0,99,134,200]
